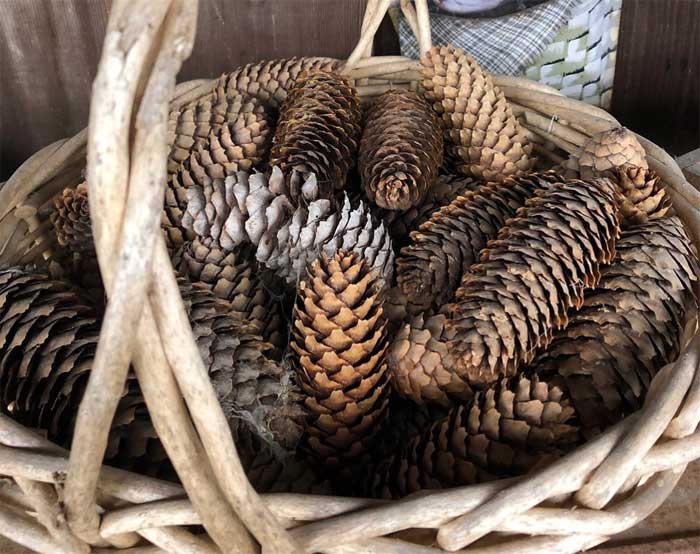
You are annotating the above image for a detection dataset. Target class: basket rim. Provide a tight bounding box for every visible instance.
[0,1,699,553]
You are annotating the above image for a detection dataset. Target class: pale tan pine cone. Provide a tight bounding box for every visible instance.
[291,250,391,466]
[421,45,534,181]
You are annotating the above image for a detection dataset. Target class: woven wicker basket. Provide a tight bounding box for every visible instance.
[0,1,699,553]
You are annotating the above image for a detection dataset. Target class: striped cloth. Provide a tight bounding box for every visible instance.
[395,0,582,74]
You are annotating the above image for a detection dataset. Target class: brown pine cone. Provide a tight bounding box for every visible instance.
[220,57,342,109]
[379,173,479,242]
[359,89,443,211]
[448,178,620,387]
[396,172,562,313]
[178,236,288,357]
[269,70,362,202]
[612,166,673,228]
[163,90,273,251]
[168,86,272,175]
[372,392,449,461]
[50,183,94,254]
[363,375,580,499]
[182,168,394,286]
[421,45,534,181]
[387,310,473,407]
[565,127,648,179]
[0,269,302,476]
[291,250,391,466]
[532,216,698,435]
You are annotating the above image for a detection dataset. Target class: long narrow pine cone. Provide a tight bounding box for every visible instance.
[563,127,648,179]
[178,236,288,357]
[378,173,479,242]
[421,45,534,181]
[532,217,698,435]
[359,89,443,210]
[396,172,562,313]
[50,183,94,254]
[291,250,391,466]
[220,57,341,109]
[182,167,394,286]
[387,310,473,407]
[0,269,303,478]
[448,178,620,387]
[363,375,580,499]
[270,70,362,202]
[613,166,673,228]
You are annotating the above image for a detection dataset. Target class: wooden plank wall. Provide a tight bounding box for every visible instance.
[0,0,368,181]
[611,0,700,156]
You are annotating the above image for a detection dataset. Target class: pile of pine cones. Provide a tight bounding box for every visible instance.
[1,46,696,499]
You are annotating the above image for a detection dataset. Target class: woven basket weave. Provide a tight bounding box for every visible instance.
[0,1,699,553]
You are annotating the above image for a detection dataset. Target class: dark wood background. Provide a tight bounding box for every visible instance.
[1,0,698,181]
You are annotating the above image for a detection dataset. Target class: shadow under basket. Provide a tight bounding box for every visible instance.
[0,1,699,553]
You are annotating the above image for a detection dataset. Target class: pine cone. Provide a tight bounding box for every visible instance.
[220,57,342,109]
[359,89,443,210]
[372,392,449,461]
[532,217,698,434]
[0,269,303,476]
[50,183,93,254]
[363,375,580,499]
[387,311,473,407]
[270,70,362,202]
[396,172,562,313]
[48,252,105,308]
[612,166,673,228]
[178,236,288,357]
[168,86,272,175]
[238,427,332,494]
[182,168,394,286]
[421,45,534,181]
[291,250,391,466]
[566,127,648,179]
[379,173,479,241]
[163,90,273,251]
[448,178,620,387]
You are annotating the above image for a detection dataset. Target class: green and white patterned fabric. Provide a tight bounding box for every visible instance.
[394,0,622,108]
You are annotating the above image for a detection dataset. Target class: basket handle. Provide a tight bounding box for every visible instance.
[344,0,432,73]
[62,1,298,552]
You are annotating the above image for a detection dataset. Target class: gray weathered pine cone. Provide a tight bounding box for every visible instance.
[396,172,562,313]
[270,70,362,202]
[359,89,443,211]
[532,216,698,435]
[182,167,394,286]
[421,44,534,181]
[0,269,303,479]
[363,375,580,499]
[178,236,288,357]
[448,178,620,387]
